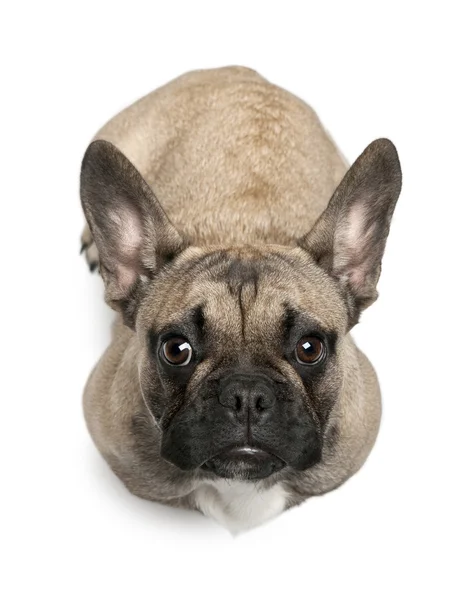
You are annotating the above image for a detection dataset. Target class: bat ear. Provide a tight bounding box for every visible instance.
[80,140,187,327]
[299,138,402,326]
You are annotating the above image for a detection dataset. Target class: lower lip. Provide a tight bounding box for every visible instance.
[203,445,277,465]
[220,446,272,459]
[233,446,262,454]
[201,445,285,479]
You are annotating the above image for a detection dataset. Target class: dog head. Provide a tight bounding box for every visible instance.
[81,138,401,481]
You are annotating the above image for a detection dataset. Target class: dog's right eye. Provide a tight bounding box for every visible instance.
[162,337,193,366]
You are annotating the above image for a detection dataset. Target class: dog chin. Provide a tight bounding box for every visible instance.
[200,446,286,481]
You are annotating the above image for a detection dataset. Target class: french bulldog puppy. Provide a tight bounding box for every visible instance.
[80,66,402,533]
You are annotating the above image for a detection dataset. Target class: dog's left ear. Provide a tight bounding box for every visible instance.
[299,138,402,325]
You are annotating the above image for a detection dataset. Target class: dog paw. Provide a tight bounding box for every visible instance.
[80,223,99,273]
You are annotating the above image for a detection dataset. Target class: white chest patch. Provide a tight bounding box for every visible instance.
[194,479,288,534]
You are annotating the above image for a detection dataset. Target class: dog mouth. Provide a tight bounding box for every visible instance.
[200,445,286,480]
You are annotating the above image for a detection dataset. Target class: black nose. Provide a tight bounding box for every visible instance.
[218,374,276,418]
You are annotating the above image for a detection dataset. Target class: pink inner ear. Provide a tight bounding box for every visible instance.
[342,203,368,250]
[115,264,138,290]
[347,264,367,292]
[333,202,377,293]
[108,205,143,290]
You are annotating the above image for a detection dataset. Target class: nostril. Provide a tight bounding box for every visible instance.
[256,395,273,411]
[218,390,244,412]
[218,378,275,414]
[256,396,266,411]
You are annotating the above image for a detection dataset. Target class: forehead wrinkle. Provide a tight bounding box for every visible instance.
[266,254,346,331]
[148,245,346,339]
[292,275,344,331]
[201,281,244,347]
[241,266,343,337]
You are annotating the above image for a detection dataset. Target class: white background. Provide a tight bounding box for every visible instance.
[1,1,464,598]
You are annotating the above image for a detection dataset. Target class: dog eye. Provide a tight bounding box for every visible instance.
[162,337,193,366]
[295,336,325,365]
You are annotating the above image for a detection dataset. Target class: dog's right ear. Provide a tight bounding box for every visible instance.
[80,140,187,327]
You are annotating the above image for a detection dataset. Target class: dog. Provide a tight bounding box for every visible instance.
[80,66,402,533]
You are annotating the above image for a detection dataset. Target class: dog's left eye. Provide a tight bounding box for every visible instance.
[295,336,325,365]
[162,337,193,366]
